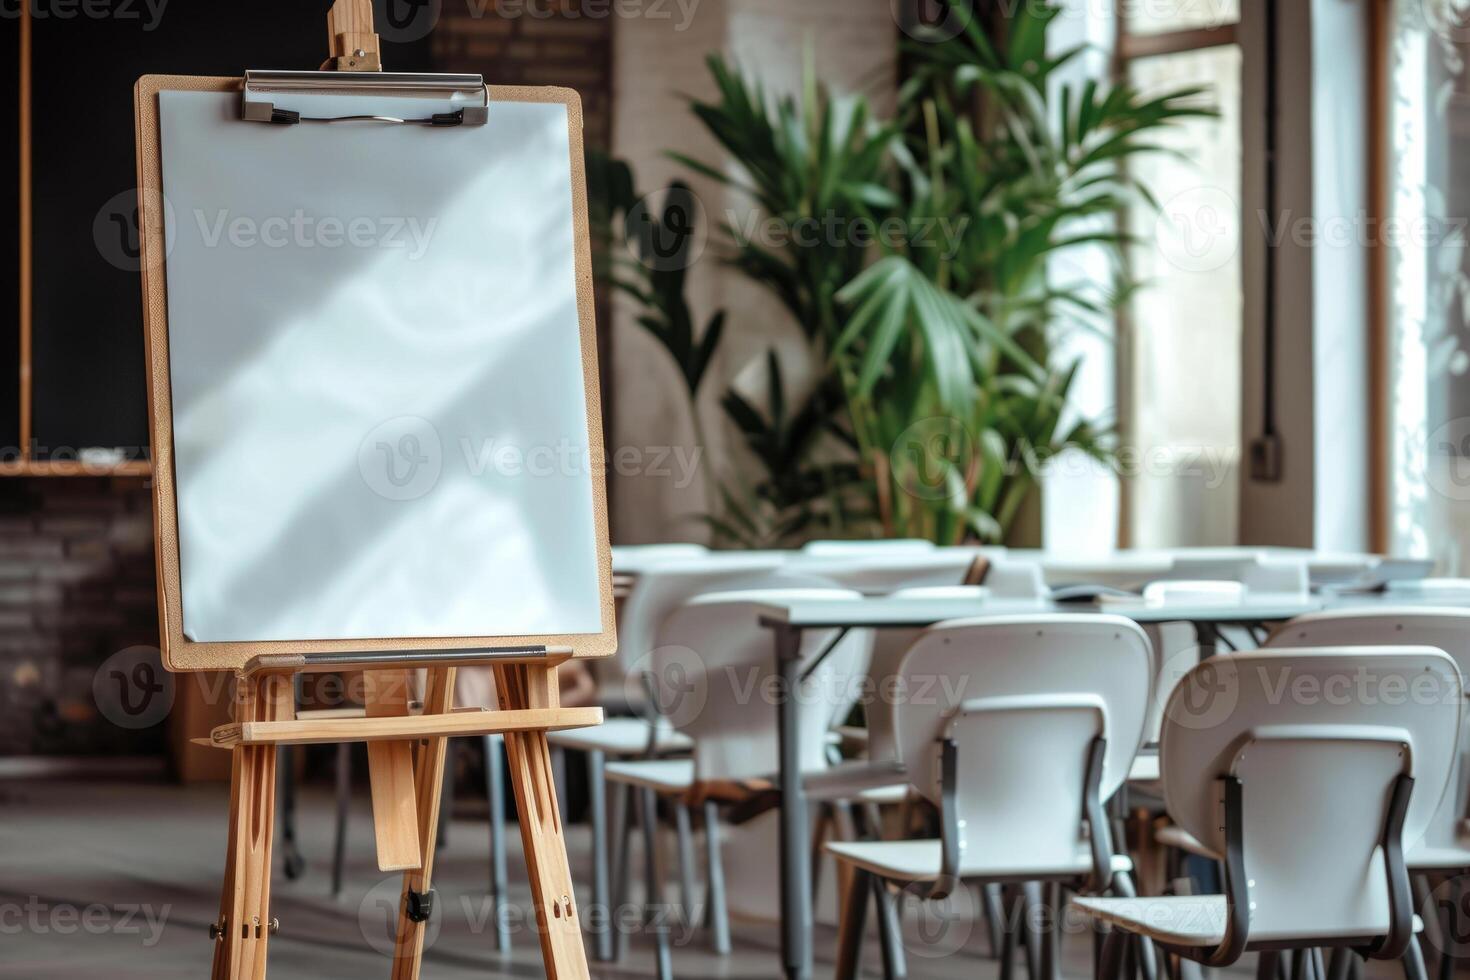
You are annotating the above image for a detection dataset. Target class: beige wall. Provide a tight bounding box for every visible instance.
[609,0,897,544]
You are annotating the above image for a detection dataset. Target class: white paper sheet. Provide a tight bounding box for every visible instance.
[157,90,602,643]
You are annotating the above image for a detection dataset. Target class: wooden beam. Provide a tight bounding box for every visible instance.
[0,459,151,478]
[210,706,604,748]
[18,1,31,463]
[1117,24,1238,62]
[364,669,422,872]
[325,0,382,72]
[1367,0,1391,553]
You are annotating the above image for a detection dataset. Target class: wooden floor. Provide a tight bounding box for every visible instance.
[0,778,1411,979]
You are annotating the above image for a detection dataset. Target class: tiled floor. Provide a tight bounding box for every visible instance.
[0,778,1416,979]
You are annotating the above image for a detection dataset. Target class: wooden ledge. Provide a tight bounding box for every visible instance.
[209,706,603,748]
[239,646,575,677]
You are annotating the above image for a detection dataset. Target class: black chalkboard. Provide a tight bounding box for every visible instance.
[26,2,431,462]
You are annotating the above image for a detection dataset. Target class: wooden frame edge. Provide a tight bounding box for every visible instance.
[134,76,617,672]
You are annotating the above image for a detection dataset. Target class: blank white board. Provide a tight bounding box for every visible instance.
[155,89,604,644]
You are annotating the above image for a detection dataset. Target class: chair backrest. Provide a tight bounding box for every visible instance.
[786,551,980,594]
[1161,647,1462,944]
[892,615,1153,876]
[859,576,1047,764]
[614,554,788,676]
[982,560,1049,601]
[1268,608,1470,853]
[651,588,875,783]
[800,539,935,557]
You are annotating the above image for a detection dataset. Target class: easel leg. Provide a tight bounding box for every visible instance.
[495,663,592,979]
[213,674,289,980]
[390,666,456,980]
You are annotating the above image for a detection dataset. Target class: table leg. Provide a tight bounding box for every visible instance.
[1193,621,1220,660]
[774,624,812,980]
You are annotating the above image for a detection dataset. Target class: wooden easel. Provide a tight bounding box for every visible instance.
[196,5,603,977]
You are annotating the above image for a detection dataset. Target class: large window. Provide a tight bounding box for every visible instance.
[1384,2,1470,569]
[1116,5,1244,546]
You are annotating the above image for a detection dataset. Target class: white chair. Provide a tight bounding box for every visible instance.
[1155,608,1470,976]
[544,553,785,961]
[1077,645,1463,980]
[603,587,876,979]
[822,614,1155,980]
[610,542,710,570]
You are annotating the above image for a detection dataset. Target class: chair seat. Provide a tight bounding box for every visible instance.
[857,783,911,804]
[1075,895,1424,949]
[1154,820,1470,875]
[546,717,693,756]
[1154,823,1217,859]
[604,758,695,793]
[1128,754,1160,784]
[1073,895,1229,947]
[603,757,910,805]
[1409,840,1470,871]
[825,838,1132,883]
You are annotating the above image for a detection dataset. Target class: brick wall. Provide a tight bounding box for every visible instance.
[430,0,614,150]
[0,478,159,756]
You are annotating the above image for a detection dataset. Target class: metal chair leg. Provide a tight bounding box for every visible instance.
[1022,881,1043,980]
[1098,927,1127,980]
[639,787,673,980]
[871,875,906,980]
[1326,948,1353,980]
[587,749,613,962]
[703,799,731,955]
[1405,940,1431,980]
[483,734,510,954]
[1439,876,1461,980]
[611,781,635,962]
[1001,885,1021,980]
[1111,871,1159,980]
[278,744,306,880]
[674,802,699,927]
[330,741,350,897]
[983,882,1007,957]
[1040,882,1061,980]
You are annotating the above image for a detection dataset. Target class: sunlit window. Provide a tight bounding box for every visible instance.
[1386,2,1470,569]
[1118,6,1243,546]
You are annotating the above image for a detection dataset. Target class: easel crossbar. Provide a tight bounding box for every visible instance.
[212,706,603,747]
